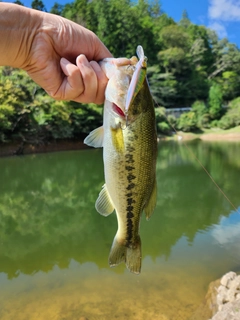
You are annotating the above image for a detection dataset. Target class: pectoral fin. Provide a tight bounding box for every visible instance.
[144,179,157,220]
[95,184,115,216]
[84,126,104,148]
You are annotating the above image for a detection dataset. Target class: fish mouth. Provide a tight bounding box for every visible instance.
[125,45,147,114]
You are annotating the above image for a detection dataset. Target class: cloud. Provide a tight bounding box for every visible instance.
[212,222,240,245]
[208,21,228,37]
[209,0,240,21]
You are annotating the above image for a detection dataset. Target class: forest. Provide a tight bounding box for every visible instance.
[1,0,240,144]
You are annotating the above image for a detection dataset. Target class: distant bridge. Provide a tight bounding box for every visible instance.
[165,107,191,118]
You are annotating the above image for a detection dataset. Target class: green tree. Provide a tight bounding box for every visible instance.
[61,0,161,61]
[152,12,175,41]
[50,2,64,15]
[218,103,240,129]
[31,0,46,11]
[0,67,34,142]
[148,65,178,107]
[160,24,190,50]
[187,25,214,70]
[91,0,158,59]
[208,83,223,119]
[0,67,103,143]
[220,71,240,101]
[62,0,91,27]
[179,10,191,28]
[177,111,198,132]
[154,24,194,107]
[207,33,240,80]
[14,0,24,5]
[191,100,210,128]
[155,107,171,134]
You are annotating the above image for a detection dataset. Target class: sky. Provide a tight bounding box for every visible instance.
[5,0,240,47]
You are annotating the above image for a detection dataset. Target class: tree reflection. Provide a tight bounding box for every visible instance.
[0,141,239,277]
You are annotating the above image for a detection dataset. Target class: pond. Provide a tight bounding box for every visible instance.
[0,140,240,320]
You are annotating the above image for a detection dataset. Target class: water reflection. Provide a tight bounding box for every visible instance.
[0,141,240,319]
[211,211,240,263]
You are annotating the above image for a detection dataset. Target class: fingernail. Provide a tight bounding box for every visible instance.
[76,54,88,67]
[60,58,73,76]
[61,57,69,66]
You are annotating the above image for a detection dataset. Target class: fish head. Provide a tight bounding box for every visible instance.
[100,46,149,127]
[125,46,149,124]
[99,57,137,126]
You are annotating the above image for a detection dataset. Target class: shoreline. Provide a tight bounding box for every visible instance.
[1,130,240,158]
[0,139,89,158]
[175,131,240,141]
[160,126,240,142]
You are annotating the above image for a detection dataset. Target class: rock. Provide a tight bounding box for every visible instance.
[191,272,240,320]
[216,285,227,305]
[211,299,240,320]
[220,271,236,288]
[229,276,240,291]
[209,272,240,320]
[227,286,237,303]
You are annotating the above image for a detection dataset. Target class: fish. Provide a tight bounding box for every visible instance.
[84,46,157,274]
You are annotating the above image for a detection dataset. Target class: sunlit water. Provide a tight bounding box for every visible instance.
[0,140,240,320]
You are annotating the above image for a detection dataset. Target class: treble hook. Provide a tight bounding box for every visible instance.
[119,114,129,130]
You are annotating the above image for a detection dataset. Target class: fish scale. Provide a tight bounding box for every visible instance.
[84,47,157,274]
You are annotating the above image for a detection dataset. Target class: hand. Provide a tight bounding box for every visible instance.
[26,15,112,104]
[0,4,112,104]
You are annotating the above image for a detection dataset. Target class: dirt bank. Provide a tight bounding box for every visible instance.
[0,140,89,158]
[1,130,240,158]
[200,132,240,141]
[174,130,240,142]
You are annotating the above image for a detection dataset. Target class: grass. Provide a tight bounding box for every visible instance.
[169,125,240,141]
[202,125,240,134]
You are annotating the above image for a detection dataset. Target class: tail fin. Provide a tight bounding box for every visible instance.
[108,236,141,274]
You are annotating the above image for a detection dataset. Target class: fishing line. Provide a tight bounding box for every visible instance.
[155,101,240,215]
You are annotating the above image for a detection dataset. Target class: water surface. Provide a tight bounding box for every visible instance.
[0,141,240,320]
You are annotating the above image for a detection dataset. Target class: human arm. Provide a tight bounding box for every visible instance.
[0,3,112,103]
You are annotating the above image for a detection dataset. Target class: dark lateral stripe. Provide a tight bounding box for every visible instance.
[126,218,133,246]
[126,145,135,153]
[125,147,137,246]
[126,165,134,171]
[127,173,136,182]
[127,197,135,205]
[126,182,135,190]
[125,154,134,164]
[127,210,134,218]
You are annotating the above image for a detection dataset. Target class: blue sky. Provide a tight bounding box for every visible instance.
[162,0,240,47]
[6,0,240,47]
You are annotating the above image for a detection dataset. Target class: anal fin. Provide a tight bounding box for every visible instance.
[95,184,114,216]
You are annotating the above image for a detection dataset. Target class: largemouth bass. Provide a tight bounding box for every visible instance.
[84,46,157,274]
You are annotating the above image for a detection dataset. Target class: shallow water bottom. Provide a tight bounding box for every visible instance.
[0,256,216,320]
